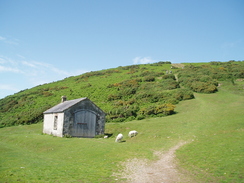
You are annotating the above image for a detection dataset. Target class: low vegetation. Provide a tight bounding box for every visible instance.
[0,60,243,127]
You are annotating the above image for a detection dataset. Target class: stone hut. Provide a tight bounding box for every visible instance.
[43,96,106,138]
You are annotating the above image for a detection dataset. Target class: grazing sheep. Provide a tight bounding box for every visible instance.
[128,130,138,138]
[115,133,123,142]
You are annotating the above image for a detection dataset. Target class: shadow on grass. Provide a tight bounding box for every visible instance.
[104,133,113,138]
[120,140,126,143]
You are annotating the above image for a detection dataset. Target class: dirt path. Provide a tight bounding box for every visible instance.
[117,142,194,183]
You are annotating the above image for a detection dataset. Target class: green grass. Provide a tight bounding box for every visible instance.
[176,89,244,182]
[0,84,244,182]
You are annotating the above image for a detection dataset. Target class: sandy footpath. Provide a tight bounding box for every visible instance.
[117,142,195,183]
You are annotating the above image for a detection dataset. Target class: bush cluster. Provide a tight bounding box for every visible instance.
[149,61,171,66]
[106,82,194,122]
[104,63,195,122]
[139,103,175,116]
[178,67,217,93]
[2,61,242,127]
[178,61,244,93]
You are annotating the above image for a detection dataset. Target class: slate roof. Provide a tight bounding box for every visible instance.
[43,97,87,114]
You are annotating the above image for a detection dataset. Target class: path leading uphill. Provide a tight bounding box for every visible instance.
[118,142,195,183]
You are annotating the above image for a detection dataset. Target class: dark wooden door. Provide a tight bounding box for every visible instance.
[73,110,96,137]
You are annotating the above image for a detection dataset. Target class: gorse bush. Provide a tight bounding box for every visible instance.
[190,81,218,93]
[143,76,155,82]
[172,89,195,100]
[162,73,176,80]
[178,61,244,93]
[139,103,175,116]
[161,79,180,90]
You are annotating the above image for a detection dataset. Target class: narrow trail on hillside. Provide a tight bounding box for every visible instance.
[117,142,195,183]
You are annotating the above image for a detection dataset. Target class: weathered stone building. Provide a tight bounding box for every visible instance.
[43,96,106,137]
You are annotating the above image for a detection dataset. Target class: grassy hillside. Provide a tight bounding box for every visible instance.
[0,81,243,182]
[0,60,243,127]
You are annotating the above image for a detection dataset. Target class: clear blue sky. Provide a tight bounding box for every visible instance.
[0,0,243,99]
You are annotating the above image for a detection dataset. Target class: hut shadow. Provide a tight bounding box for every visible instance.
[104,133,113,138]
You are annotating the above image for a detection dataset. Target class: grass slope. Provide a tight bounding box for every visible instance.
[0,84,243,182]
[176,89,244,182]
[0,62,183,127]
[2,60,243,127]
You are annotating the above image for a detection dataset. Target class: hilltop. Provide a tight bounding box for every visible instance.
[0,60,244,127]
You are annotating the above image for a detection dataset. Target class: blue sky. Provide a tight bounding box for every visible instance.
[0,0,243,99]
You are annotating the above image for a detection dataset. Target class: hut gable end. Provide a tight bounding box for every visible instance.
[43,97,105,138]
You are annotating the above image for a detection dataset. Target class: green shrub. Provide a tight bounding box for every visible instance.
[143,76,155,82]
[136,115,145,120]
[161,79,180,90]
[118,87,137,96]
[135,91,153,100]
[190,81,217,93]
[139,106,155,115]
[139,104,175,116]
[140,70,151,77]
[119,65,140,70]
[125,116,136,121]
[107,94,122,101]
[162,74,176,80]
[174,89,195,100]
[150,61,171,66]
[155,103,175,115]
[42,91,53,97]
[178,62,244,94]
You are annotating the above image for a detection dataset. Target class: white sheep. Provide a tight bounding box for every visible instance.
[115,133,123,142]
[128,130,138,138]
